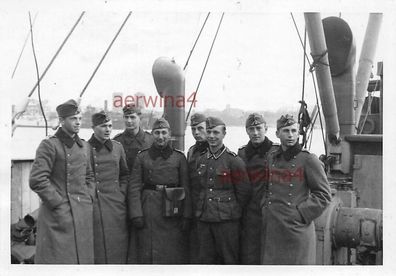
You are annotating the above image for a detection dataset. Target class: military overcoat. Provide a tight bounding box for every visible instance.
[260,145,331,264]
[113,127,153,263]
[29,128,95,264]
[128,145,191,264]
[88,137,130,264]
[237,138,276,265]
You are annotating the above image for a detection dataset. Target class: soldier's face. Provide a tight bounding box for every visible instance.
[276,123,299,150]
[60,113,82,135]
[153,128,171,148]
[124,113,140,130]
[93,121,112,142]
[206,126,225,148]
[246,123,267,145]
[191,122,207,142]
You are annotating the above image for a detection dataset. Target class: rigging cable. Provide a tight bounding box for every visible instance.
[183,12,211,71]
[186,12,225,123]
[28,12,85,98]
[79,11,132,99]
[290,12,327,155]
[11,12,38,79]
[297,28,312,149]
[29,12,48,136]
[358,80,378,134]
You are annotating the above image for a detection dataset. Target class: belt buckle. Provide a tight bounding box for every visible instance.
[155,184,165,191]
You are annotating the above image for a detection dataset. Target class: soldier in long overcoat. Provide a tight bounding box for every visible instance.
[128,118,191,264]
[88,111,130,264]
[194,117,251,264]
[260,115,331,264]
[29,99,95,264]
[238,113,277,264]
[113,105,153,263]
[186,113,208,263]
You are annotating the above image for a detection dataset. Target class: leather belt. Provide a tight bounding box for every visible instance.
[143,184,167,191]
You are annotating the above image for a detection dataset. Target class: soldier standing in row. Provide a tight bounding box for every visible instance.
[113,104,153,263]
[194,117,251,264]
[186,113,208,263]
[29,99,95,264]
[261,114,331,264]
[88,111,130,264]
[238,113,276,265]
[128,118,191,264]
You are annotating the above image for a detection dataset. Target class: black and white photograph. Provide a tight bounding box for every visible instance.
[2,0,395,275]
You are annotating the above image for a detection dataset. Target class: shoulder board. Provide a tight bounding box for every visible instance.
[47,135,56,139]
[173,148,185,155]
[272,142,281,146]
[301,148,310,154]
[137,147,150,154]
[199,148,208,155]
[238,145,247,151]
[111,139,121,145]
[144,131,152,135]
[225,148,237,157]
[113,132,123,139]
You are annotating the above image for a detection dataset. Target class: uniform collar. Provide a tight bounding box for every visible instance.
[55,127,83,148]
[276,143,302,161]
[124,127,145,144]
[193,140,209,155]
[207,145,226,160]
[88,134,113,152]
[245,137,273,160]
[148,143,173,160]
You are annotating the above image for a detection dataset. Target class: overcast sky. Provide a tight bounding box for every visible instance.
[2,5,387,115]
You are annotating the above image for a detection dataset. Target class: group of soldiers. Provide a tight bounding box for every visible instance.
[29,98,332,265]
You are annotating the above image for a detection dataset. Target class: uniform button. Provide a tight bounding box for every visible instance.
[268,201,272,205]
[67,154,71,157]
[269,183,272,186]
[97,181,100,184]
[288,193,292,196]
[209,178,213,181]
[287,202,291,206]
[95,164,98,167]
[67,182,70,185]
[269,192,272,195]
[290,173,294,176]
[209,189,213,192]
[289,183,293,187]
[269,173,272,176]
[291,164,296,167]
[272,164,275,167]
[208,198,212,201]
[97,190,100,193]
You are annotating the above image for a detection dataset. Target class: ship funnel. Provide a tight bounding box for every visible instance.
[304,13,340,143]
[322,16,357,137]
[152,57,186,151]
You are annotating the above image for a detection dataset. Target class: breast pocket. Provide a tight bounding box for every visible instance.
[215,168,232,189]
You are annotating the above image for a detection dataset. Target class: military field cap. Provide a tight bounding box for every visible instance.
[152,117,170,130]
[206,116,225,129]
[190,113,206,126]
[56,99,80,118]
[276,114,297,130]
[123,104,141,115]
[92,111,111,127]
[245,113,266,128]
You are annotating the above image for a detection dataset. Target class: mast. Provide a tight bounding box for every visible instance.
[304,13,340,143]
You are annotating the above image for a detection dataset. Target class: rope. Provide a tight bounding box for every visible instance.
[28,12,85,98]
[309,50,329,72]
[29,12,48,136]
[11,12,38,78]
[185,12,225,123]
[183,12,210,71]
[290,12,327,155]
[358,79,379,134]
[80,12,132,98]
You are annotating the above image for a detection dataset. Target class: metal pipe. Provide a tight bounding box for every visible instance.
[355,13,383,127]
[152,57,186,151]
[304,13,340,143]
